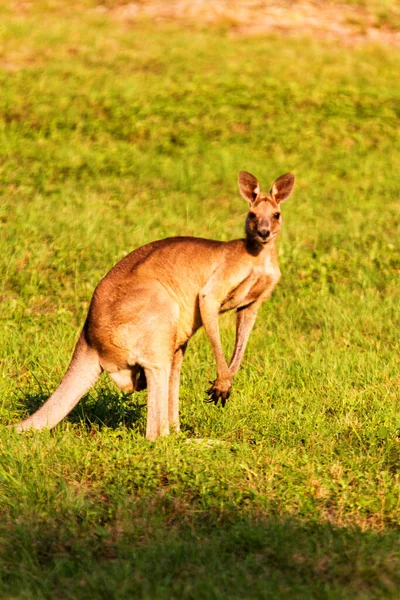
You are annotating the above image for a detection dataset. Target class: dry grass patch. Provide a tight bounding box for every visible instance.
[102,0,400,45]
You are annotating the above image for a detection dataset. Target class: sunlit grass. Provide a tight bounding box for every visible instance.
[0,3,399,598]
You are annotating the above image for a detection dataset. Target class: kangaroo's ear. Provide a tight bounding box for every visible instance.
[270,172,295,203]
[238,171,260,204]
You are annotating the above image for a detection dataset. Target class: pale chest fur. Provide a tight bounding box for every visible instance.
[220,252,281,312]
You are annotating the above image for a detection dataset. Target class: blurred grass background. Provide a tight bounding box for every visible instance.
[0,1,400,598]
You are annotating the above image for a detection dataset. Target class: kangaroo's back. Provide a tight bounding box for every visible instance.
[86,236,246,353]
[95,236,227,295]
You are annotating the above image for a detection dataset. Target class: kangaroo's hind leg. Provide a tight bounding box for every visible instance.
[144,365,172,441]
[168,343,187,433]
[110,282,179,440]
[109,362,172,440]
[126,286,179,440]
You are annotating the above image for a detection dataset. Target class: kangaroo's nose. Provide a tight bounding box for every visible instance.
[257,228,270,240]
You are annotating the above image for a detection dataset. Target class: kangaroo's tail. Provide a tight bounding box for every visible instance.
[13,330,102,431]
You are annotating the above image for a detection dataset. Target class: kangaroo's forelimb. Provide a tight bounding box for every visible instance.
[200,263,253,405]
[203,303,259,407]
[229,304,259,377]
[200,293,232,406]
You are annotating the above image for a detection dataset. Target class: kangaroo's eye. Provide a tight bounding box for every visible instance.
[273,212,281,220]
[248,212,256,219]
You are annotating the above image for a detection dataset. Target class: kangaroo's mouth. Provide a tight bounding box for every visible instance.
[255,234,272,245]
[246,229,275,248]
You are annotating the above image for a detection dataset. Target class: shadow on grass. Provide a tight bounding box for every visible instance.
[1,500,399,600]
[13,384,200,436]
[14,385,147,431]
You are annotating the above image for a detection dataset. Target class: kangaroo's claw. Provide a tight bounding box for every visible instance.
[205,382,231,407]
[220,390,230,407]
[204,397,217,404]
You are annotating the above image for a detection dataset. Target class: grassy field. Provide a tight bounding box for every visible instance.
[1,1,400,598]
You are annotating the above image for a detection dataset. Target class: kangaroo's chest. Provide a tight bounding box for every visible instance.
[220,260,280,312]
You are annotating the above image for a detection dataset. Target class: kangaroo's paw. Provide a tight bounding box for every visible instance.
[205,378,231,407]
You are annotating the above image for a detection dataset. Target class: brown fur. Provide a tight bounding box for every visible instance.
[13,171,294,440]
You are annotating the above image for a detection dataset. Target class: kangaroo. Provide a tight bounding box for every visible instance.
[12,171,294,440]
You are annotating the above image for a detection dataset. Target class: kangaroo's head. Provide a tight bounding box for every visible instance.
[238,171,295,247]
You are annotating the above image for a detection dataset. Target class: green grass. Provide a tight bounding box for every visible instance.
[1,3,400,598]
